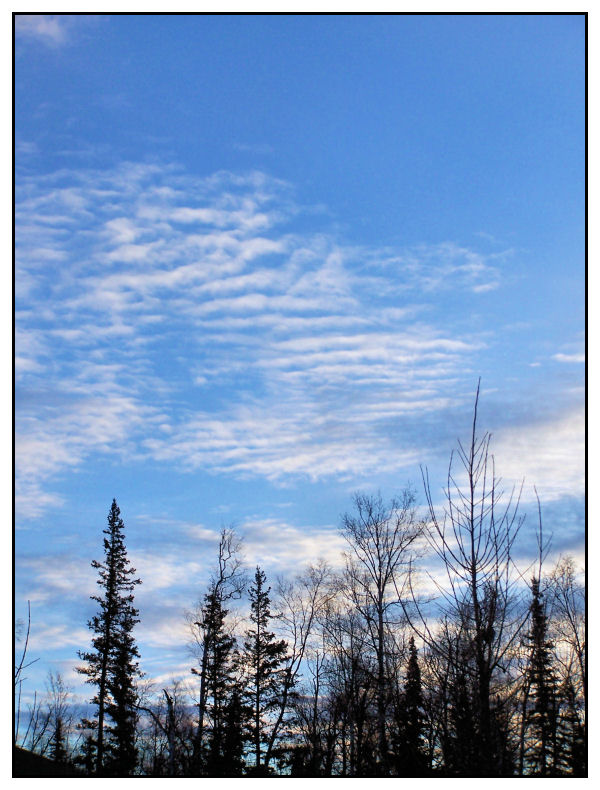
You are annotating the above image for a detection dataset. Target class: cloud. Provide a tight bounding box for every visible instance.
[553,352,585,364]
[366,241,510,294]
[241,517,346,571]
[15,15,68,46]
[15,161,578,522]
[491,406,584,504]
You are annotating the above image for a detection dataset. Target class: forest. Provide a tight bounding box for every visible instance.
[14,397,586,778]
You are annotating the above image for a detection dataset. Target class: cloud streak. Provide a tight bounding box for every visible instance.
[15,161,580,522]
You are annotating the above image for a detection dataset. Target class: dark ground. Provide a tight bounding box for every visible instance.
[13,745,84,778]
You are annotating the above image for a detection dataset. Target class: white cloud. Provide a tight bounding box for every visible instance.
[367,240,509,294]
[15,161,577,520]
[553,352,585,364]
[241,517,346,571]
[491,406,584,504]
[15,15,68,46]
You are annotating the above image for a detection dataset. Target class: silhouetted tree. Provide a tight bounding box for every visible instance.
[340,489,423,774]
[318,598,378,776]
[413,383,527,776]
[392,635,427,775]
[14,601,39,747]
[220,687,248,775]
[241,567,289,775]
[74,729,97,775]
[521,576,560,775]
[267,561,333,768]
[77,499,142,775]
[48,716,68,764]
[188,528,244,772]
[104,615,141,775]
[546,555,586,776]
[200,589,240,775]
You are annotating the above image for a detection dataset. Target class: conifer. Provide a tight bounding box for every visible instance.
[77,499,142,775]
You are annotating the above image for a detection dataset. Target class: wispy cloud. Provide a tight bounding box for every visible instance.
[15,161,567,520]
[553,352,585,364]
[365,241,509,294]
[15,15,69,46]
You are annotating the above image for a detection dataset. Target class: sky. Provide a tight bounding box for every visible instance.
[14,13,585,701]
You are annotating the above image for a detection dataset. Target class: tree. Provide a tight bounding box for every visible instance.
[220,687,248,775]
[188,528,244,773]
[318,596,378,776]
[392,635,427,775]
[73,722,97,774]
[77,499,142,775]
[546,555,586,775]
[49,716,68,764]
[201,589,242,775]
[43,671,76,764]
[241,567,289,775]
[14,601,39,746]
[267,561,333,768]
[413,383,527,776]
[104,613,141,775]
[521,576,561,775]
[340,489,423,774]
[136,682,195,776]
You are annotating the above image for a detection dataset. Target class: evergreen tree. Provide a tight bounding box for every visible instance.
[522,577,560,776]
[77,499,142,775]
[200,589,239,775]
[444,665,477,775]
[189,528,244,772]
[241,567,289,775]
[73,721,97,775]
[487,695,517,776]
[49,716,68,764]
[104,616,141,775]
[393,636,427,775]
[221,687,249,775]
[557,678,586,776]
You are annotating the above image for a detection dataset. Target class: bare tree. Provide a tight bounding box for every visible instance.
[546,555,585,707]
[340,488,424,773]
[264,560,334,768]
[137,682,195,776]
[319,597,378,775]
[412,382,528,775]
[44,671,76,762]
[14,600,39,746]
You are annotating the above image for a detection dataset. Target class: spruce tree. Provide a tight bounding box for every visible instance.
[221,687,249,775]
[522,577,560,775]
[444,665,477,776]
[557,678,586,776]
[77,499,142,776]
[393,636,427,775]
[104,616,141,775]
[242,567,289,775]
[200,589,238,775]
[73,722,97,774]
[49,716,68,764]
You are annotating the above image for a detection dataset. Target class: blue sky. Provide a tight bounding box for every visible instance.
[14,13,584,698]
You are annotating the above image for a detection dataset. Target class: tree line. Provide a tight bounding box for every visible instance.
[14,392,586,777]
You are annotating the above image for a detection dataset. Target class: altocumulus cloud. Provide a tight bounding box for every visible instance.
[15,160,578,523]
